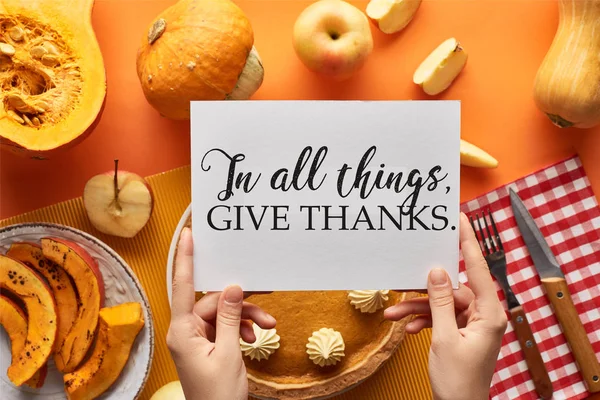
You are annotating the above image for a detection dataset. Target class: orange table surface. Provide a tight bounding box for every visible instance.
[1,0,600,219]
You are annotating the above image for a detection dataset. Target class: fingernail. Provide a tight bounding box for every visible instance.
[266,314,276,325]
[224,285,243,304]
[429,268,448,286]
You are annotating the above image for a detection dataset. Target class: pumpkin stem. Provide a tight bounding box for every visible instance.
[113,159,122,212]
[547,114,574,128]
[148,19,166,45]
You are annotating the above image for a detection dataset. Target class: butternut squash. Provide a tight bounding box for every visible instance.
[533,0,600,128]
[0,255,57,386]
[0,0,106,159]
[63,302,145,400]
[0,295,48,388]
[7,242,79,353]
[41,237,105,373]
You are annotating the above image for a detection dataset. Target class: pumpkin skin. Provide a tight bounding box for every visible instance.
[0,255,57,386]
[0,0,106,159]
[136,0,264,120]
[533,0,600,129]
[63,302,145,400]
[0,295,48,388]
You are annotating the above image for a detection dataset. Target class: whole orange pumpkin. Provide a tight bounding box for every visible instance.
[136,0,264,120]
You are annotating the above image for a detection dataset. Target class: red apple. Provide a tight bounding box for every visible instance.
[293,0,374,81]
[83,160,154,238]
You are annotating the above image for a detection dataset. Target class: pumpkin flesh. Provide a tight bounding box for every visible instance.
[0,0,106,157]
[41,237,105,373]
[0,295,48,388]
[7,242,79,353]
[533,0,600,128]
[0,255,57,386]
[63,302,145,400]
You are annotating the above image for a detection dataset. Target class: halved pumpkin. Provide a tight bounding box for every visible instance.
[41,237,105,373]
[64,302,145,400]
[0,294,48,388]
[0,255,57,386]
[7,242,79,353]
[0,0,106,159]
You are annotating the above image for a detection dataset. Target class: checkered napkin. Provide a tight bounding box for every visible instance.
[458,156,600,400]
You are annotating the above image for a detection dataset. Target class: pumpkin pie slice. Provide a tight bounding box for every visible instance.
[173,215,417,399]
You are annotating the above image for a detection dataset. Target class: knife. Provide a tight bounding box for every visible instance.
[510,188,600,393]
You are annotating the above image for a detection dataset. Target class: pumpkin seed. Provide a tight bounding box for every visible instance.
[8,94,37,114]
[22,114,34,127]
[42,41,59,55]
[148,18,166,44]
[147,74,153,82]
[9,26,24,42]
[31,116,41,127]
[41,54,59,67]
[7,110,24,124]
[187,61,196,71]
[30,46,48,59]
[35,101,50,112]
[0,42,15,56]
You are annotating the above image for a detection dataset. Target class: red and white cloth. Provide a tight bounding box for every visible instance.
[459,156,600,400]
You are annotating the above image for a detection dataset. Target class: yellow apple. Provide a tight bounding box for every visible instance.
[460,139,498,168]
[367,0,422,34]
[413,38,468,95]
[293,0,374,81]
[83,160,154,238]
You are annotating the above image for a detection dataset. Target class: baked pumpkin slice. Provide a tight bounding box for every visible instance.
[7,242,79,353]
[41,237,105,373]
[0,294,48,388]
[0,255,57,386]
[0,0,106,159]
[63,302,145,400]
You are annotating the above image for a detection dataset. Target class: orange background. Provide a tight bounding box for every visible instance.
[1,0,600,219]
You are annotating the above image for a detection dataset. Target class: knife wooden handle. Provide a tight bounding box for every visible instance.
[542,277,600,392]
[510,306,553,399]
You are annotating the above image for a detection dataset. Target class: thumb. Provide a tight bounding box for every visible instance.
[427,268,458,340]
[215,285,244,351]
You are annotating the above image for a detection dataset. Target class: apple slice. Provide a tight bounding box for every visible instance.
[84,159,154,238]
[41,238,105,373]
[366,0,422,34]
[413,38,468,95]
[0,255,57,386]
[0,295,48,388]
[460,139,498,168]
[7,242,79,354]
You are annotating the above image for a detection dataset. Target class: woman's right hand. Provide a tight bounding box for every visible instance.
[384,212,507,400]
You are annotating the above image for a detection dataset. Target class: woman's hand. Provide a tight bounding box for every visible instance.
[167,227,277,400]
[384,212,507,400]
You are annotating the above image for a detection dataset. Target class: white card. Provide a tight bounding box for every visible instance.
[191,100,460,291]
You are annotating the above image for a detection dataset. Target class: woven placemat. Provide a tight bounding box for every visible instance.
[0,165,433,400]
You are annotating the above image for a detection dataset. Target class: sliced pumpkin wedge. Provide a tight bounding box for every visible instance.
[41,237,105,373]
[7,242,79,353]
[0,294,48,388]
[64,302,145,400]
[0,255,57,386]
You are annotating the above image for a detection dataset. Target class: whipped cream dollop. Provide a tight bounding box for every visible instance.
[240,324,280,361]
[348,290,390,313]
[306,327,345,367]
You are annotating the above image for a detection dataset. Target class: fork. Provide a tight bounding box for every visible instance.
[470,210,553,400]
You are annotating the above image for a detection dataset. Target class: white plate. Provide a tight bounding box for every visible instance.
[166,204,191,306]
[0,223,154,400]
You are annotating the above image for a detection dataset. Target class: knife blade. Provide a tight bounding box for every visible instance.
[510,188,600,392]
